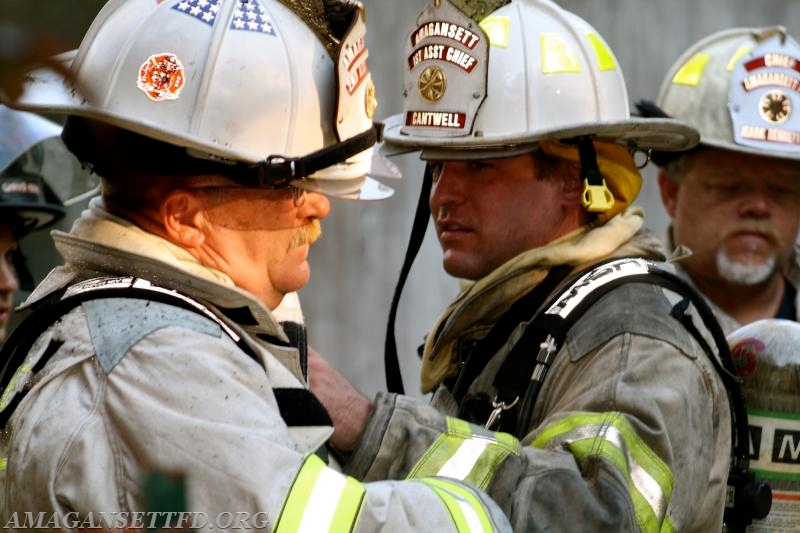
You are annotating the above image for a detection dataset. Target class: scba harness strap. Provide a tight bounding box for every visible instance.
[452,256,770,531]
[0,277,332,430]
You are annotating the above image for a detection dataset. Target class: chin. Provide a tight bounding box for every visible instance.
[716,251,777,286]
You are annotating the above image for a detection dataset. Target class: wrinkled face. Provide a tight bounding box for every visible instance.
[428,153,575,280]
[661,147,800,286]
[193,185,330,309]
[0,222,20,344]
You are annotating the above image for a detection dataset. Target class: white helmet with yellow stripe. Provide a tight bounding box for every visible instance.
[382,0,698,219]
[656,27,800,161]
[7,0,395,199]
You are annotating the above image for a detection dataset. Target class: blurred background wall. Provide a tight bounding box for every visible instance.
[2,0,799,399]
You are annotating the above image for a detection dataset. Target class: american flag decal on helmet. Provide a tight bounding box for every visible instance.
[172,0,276,36]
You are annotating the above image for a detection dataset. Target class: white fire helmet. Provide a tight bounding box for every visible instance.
[0,105,66,233]
[657,27,800,161]
[7,0,396,199]
[382,0,698,159]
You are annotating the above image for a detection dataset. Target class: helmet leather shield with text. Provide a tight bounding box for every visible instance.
[383,0,699,159]
[658,27,800,161]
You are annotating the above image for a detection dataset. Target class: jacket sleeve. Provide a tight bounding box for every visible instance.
[342,330,731,532]
[43,320,511,533]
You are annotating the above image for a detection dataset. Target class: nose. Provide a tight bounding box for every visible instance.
[429,161,467,212]
[300,191,331,220]
[0,254,19,295]
[738,187,770,219]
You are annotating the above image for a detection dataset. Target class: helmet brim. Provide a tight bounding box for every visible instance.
[381,113,700,159]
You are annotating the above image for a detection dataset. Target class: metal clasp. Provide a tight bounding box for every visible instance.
[485,395,519,431]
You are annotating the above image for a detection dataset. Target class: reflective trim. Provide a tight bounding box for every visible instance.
[274,454,365,533]
[541,33,582,74]
[0,363,31,410]
[586,33,617,71]
[0,457,6,472]
[408,417,519,489]
[671,52,710,86]
[532,412,674,532]
[415,477,494,533]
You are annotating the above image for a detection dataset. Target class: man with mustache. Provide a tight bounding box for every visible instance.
[0,1,514,531]
[639,27,800,333]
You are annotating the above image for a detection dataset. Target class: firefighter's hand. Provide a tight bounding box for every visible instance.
[307,345,373,451]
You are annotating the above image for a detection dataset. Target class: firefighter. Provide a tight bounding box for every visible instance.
[0,1,513,531]
[310,0,740,531]
[0,105,66,344]
[640,27,800,333]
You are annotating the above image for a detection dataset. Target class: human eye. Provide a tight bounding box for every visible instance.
[428,162,444,183]
[4,247,16,265]
[703,177,740,194]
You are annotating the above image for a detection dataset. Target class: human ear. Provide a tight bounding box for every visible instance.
[561,164,584,204]
[657,170,679,218]
[161,190,206,248]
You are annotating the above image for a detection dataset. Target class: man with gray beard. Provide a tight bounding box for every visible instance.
[638,27,800,333]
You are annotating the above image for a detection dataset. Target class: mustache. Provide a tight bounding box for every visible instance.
[289,219,322,250]
[720,221,781,244]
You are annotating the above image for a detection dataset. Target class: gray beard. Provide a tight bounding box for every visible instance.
[716,248,776,285]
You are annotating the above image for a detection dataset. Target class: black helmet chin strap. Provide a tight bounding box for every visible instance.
[231,123,383,188]
[384,164,433,394]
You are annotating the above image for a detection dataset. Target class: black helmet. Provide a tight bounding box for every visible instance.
[0,105,66,235]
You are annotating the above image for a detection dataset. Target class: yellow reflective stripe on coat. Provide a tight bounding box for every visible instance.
[0,363,32,410]
[407,417,519,489]
[274,454,365,533]
[414,477,494,533]
[531,412,675,532]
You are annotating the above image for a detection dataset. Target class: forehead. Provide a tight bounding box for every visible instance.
[685,147,800,179]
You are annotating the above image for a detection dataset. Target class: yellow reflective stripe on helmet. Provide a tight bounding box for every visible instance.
[274,454,365,533]
[480,16,510,48]
[407,417,519,490]
[585,33,617,71]
[531,412,674,532]
[726,44,753,72]
[671,52,711,86]
[541,33,581,73]
[415,477,494,533]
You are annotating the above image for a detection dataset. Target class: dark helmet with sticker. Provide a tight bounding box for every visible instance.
[0,105,66,236]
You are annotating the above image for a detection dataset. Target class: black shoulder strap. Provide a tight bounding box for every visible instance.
[486,258,746,451]
[448,264,573,405]
[487,256,769,530]
[0,277,332,429]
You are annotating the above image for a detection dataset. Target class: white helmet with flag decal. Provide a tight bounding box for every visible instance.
[652,27,800,162]
[6,0,396,199]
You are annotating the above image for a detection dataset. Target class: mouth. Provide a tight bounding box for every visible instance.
[436,218,472,239]
[289,220,322,250]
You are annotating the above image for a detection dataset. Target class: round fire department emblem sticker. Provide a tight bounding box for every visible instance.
[137,53,186,102]
[730,337,762,378]
[419,66,447,102]
[759,89,792,125]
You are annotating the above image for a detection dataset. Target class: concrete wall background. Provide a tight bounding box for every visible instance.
[3,0,799,399]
